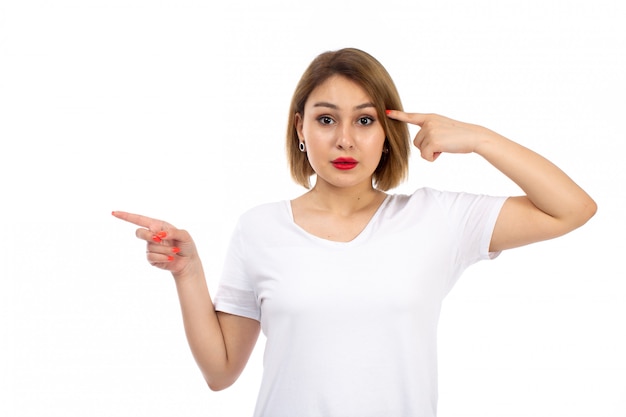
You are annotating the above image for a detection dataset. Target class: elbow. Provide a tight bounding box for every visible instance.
[588,199,598,219]
[201,355,250,392]
[206,374,237,392]
[208,382,230,392]
[579,196,598,226]
[566,196,597,232]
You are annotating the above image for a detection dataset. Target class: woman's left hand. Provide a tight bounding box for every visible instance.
[386,110,489,161]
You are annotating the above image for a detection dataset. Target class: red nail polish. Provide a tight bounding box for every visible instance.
[385,109,391,115]
[167,256,174,261]
[157,231,167,239]
[152,235,162,243]
[172,247,181,254]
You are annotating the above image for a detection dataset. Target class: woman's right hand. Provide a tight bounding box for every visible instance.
[112,211,200,278]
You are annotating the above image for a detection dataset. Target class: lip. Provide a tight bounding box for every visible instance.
[331,157,358,170]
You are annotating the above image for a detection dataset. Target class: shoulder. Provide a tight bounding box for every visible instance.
[404,187,504,206]
[237,200,288,226]
[385,187,453,211]
[384,187,506,218]
[230,201,293,246]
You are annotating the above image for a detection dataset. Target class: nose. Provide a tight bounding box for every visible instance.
[336,124,355,150]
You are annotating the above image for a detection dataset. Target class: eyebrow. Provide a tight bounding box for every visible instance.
[312,101,376,110]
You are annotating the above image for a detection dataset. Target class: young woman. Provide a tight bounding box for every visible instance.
[112,48,596,417]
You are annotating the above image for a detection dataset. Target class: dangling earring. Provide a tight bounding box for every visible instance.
[299,142,306,152]
[383,138,390,154]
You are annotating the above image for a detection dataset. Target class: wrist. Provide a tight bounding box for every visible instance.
[172,259,205,285]
[472,127,505,157]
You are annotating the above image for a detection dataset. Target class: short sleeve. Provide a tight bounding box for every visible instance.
[213,221,261,322]
[433,190,507,289]
[457,193,507,262]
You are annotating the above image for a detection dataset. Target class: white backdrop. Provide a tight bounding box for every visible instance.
[1,1,624,416]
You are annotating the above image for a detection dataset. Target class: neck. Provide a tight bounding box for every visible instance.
[308,180,385,215]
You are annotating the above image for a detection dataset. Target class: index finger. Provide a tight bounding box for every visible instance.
[112,211,164,232]
[386,110,427,126]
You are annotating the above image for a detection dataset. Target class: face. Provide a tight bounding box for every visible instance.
[296,75,386,191]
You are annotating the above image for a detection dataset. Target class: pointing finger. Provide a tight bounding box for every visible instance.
[386,110,428,126]
[112,211,157,228]
[112,211,170,235]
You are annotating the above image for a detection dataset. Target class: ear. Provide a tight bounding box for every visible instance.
[295,112,304,141]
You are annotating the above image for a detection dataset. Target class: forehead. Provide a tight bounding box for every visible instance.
[305,75,373,108]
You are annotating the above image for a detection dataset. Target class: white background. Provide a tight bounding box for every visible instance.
[1,0,624,415]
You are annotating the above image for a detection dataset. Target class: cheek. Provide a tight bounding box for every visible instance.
[363,128,386,149]
[302,126,320,140]
[364,135,386,162]
[301,138,327,166]
[303,125,336,148]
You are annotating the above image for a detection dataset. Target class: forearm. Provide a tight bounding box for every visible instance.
[172,264,230,389]
[474,128,597,226]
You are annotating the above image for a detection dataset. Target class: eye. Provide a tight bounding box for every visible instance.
[317,116,335,125]
[357,116,375,126]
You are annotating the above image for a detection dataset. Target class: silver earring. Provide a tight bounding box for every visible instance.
[299,142,306,152]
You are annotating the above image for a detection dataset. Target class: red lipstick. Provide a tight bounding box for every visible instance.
[332,157,358,170]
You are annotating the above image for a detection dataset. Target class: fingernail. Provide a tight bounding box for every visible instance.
[157,231,167,239]
[385,109,391,115]
[167,256,174,261]
[172,247,181,254]
[152,235,162,243]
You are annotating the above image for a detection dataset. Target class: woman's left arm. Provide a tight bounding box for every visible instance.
[386,111,597,252]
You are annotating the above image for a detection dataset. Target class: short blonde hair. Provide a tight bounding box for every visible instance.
[286,48,410,190]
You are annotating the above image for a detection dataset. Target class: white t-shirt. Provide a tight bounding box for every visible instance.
[214,188,507,417]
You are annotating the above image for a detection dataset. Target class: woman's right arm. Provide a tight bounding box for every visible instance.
[112,211,260,391]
